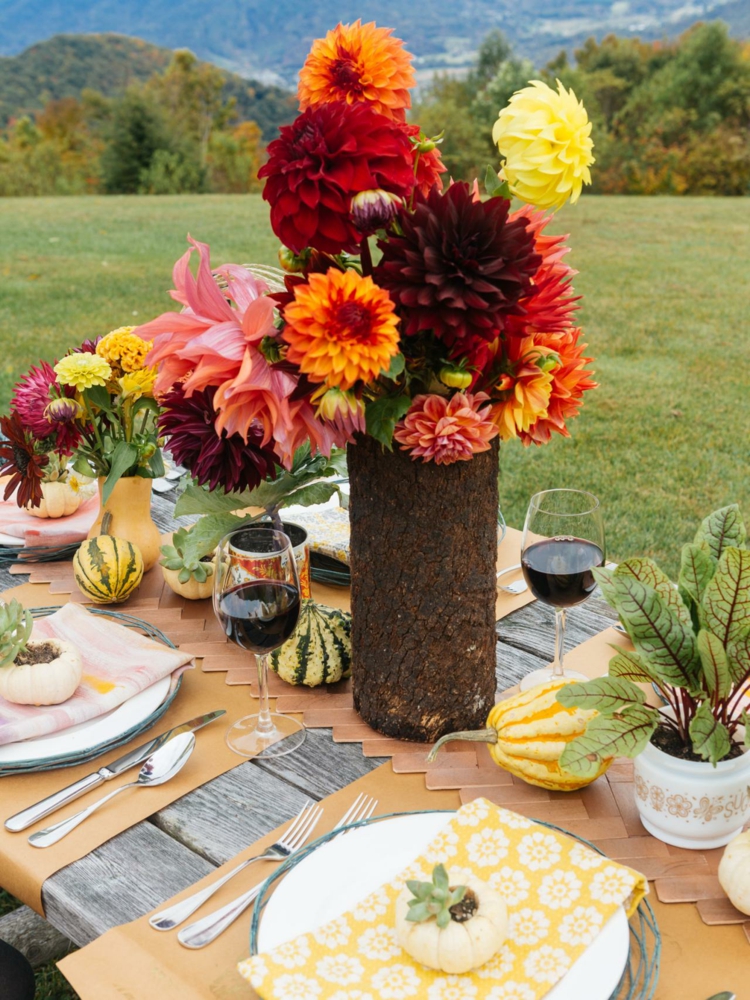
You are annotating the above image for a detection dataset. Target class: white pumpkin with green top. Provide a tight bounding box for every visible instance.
[270,600,352,686]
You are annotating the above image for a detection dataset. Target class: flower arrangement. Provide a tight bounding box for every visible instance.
[0,329,163,508]
[556,505,750,772]
[138,20,597,493]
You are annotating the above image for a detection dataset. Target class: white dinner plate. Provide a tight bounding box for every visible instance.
[0,531,27,545]
[258,813,630,1000]
[0,675,172,765]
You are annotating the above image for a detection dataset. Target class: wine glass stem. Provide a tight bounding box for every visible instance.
[553,608,566,678]
[255,652,275,735]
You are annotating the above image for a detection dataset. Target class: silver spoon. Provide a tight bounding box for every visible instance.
[496,563,528,595]
[29,732,196,849]
[706,994,736,1000]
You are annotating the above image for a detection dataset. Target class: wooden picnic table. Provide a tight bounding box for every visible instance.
[0,490,617,949]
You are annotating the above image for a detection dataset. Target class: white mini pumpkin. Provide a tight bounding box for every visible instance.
[395,864,508,974]
[26,481,82,519]
[0,638,83,705]
[718,829,750,915]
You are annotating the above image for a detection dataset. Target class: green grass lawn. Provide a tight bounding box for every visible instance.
[0,192,748,995]
[2,193,748,574]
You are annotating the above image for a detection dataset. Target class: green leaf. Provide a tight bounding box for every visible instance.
[607,648,660,684]
[726,627,750,684]
[405,902,430,923]
[174,485,250,517]
[697,629,732,700]
[186,511,263,555]
[694,504,747,561]
[406,880,433,901]
[483,164,509,198]
[101,441,139,504]
[701,548,750,646]
[84,384,112,411]
[365,395,411,450]
[281,482,339,508]
[558,705,660,778]
[131,396,160,418]
[609,575,701,692]
[678,543,716,607]
[689,702,731,764]
[433,864,449,892]
[556,676,646,714]
[383,353,405,380]
[742,711,750,749]
[72,454,96,478]
[615,557,691,624]
[592,566,618,607]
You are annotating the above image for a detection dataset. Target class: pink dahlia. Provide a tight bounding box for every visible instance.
[12,361,80,454]
[394,392,499,465]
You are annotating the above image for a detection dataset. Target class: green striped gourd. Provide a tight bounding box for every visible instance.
[270,600,352,686]
[73,512,144,605]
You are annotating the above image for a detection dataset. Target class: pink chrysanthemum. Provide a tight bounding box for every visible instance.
[394,392,498,465]
[12,361,80,454]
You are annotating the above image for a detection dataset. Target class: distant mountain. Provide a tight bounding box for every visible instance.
[0,33,295,136]
[0,0,747,87]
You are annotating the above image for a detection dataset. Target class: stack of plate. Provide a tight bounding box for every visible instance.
[0,608,183,777]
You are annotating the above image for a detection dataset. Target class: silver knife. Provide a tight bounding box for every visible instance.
[4,709,226,832]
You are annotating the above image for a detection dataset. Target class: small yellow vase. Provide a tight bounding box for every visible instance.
[88,476,162,572]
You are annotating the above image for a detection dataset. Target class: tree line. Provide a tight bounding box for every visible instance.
[1,20,748,196]
[416,21,750,195]
[0,50,266,195]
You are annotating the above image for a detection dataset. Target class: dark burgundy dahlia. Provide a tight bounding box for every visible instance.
[259,101,416,255]
[159,385,278,494]
[375,182,541,351]
[0,411,47,508]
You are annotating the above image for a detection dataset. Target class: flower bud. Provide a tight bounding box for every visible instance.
[495,373,514,392]
[536,351,561,373]
[438,366,473,391]
[44,397,82,424]
[350,190,401,233]
[278,246,312,273]
[260,335,286,364]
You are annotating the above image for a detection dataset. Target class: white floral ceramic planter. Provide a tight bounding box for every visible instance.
[633,741,750,850]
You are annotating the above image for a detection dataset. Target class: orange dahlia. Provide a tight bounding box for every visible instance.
[298,20,414,122]
[394,392,498,465]
[520,328,596,445]
[489,336,555,441]
[282,269,400,390]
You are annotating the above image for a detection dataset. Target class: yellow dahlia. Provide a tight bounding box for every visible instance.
[97,327,154,377]
[489,337,555,441]
[282,269,400,390]
[298,20,415,121]
[492,80,594,210]
[119,367,157,399]
[54,354,112,392]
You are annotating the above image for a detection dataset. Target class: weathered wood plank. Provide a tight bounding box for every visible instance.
[497,595,617,662]
[42,822,214,946]
[0,905,74,968]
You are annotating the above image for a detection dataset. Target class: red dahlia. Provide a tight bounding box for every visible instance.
[12,361,81,454]
[401,123,446,196]
[375,182,541,351]
[0,411,48,509]
[158,385,278,494]
[259,101,416,255]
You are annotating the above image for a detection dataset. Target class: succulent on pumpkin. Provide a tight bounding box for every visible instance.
[160,527,215,585]
[0,600,33,668]
[405,864,468,928]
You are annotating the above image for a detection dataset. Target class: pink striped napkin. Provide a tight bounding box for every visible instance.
[0,495,99,547]
[0,604,194,746]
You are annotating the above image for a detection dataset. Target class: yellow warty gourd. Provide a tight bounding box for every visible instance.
[428,679,612,791]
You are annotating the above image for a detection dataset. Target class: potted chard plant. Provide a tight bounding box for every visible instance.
[555,504,750,849]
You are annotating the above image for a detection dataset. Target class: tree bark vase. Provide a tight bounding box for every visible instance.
[347,435,498,743]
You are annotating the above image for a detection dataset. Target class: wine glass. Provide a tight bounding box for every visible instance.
[214,526,305,757]
[518,489,605,692]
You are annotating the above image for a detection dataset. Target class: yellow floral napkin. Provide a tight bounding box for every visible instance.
[286,507,350,565]
[238,797,647,999]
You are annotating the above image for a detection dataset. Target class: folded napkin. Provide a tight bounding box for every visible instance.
[286,507,350,565]
[239,797,647,1000]
[0,494,99,548]
[0,604,194,746]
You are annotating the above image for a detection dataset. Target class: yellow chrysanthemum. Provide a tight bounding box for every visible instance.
[54,354,112,392]
[298,20,414,121]
[118,367,157,400]
[492,79,594,210]
[97,327,153,377]
[282,269,400,390]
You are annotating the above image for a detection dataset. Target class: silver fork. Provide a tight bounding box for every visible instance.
[496,563,527,595]
[149,800,321,931]
[177,793,378,949]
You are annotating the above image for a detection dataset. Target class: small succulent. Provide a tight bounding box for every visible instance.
[160,526,215,584]
[0,600,33,668]
[405,864,468,928]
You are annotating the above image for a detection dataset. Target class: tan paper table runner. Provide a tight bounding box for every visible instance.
[57,760,749,1000]
[0,581,291,915]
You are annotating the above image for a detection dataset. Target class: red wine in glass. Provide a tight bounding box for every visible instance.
[521,537,604,608]
[218,582,300,653]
